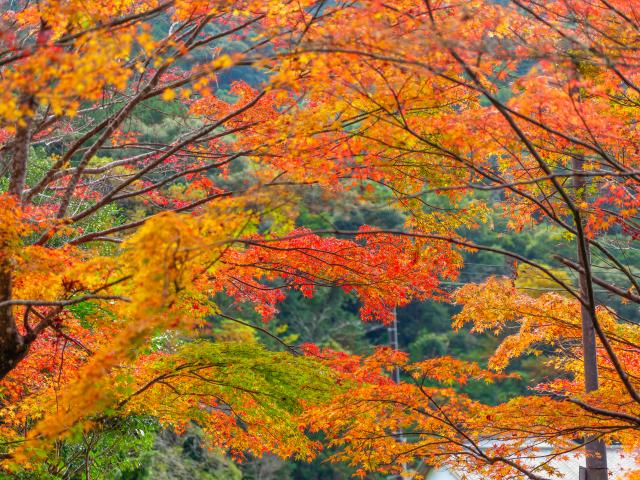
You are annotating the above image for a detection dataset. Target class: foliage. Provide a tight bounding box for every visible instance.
[1,1,640,479]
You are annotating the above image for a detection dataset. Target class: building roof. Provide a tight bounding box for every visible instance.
[426,444,638,480]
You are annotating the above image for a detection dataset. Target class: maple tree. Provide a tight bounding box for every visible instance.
[0,0,460,475]
[1,0,640,479]
[275,1,640,479]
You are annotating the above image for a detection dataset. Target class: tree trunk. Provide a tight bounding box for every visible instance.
[0,269,27,380]
[0,104,33,380]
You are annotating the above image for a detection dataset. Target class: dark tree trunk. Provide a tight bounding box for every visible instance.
[0,269,27,380]
[0,101,34,380]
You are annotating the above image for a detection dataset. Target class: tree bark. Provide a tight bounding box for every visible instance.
[8,119,31,200]
[0,101,34,379]
[0,269,27,380]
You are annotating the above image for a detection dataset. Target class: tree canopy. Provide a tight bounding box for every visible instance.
[0,1,640,479]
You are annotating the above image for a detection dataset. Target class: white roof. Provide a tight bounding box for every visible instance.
[426,444,638,480]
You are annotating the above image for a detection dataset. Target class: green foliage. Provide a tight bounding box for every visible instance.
[121,428,242,480]
[408,331,450,360]
[3,417,157,480]
[162,341,340,412]
[275,289,369,353]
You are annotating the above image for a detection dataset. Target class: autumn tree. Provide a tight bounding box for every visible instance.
[260,0,640,479]
[0,0,461,474]
[3,1,640,479]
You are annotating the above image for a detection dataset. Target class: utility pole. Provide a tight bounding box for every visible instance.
[387,308,409,480]
[573,154,608,480]
[387,307,401,384]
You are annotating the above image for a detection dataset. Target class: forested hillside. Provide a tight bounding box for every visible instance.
[0,1,640,480]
